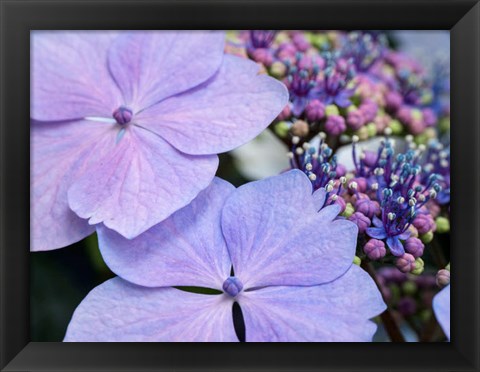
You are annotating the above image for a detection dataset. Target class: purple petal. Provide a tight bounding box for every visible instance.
[238,265,386,341]
[292,96,308,116]
[433,285,450,340]
[317,204,342,221]
[312,187,327,211]
[136,55,288,155]
[334,92,353,108]
[366,227,387,239]
[398,230,411,240]
[386,237,405,256]
[64,278,238,342]
[222,170,357,288]
[372,215,384,227]
[97,178,234,289]
[31,31,122,121]
[31,120,114,251]
[67,126,218,239]
[108,31,225,112]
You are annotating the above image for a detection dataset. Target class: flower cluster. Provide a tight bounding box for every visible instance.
[227,30,450,150]
[290,132,450,276]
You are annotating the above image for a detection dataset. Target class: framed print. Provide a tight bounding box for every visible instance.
[1,0,479,371]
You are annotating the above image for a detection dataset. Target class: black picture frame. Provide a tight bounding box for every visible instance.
[1,0,479,371]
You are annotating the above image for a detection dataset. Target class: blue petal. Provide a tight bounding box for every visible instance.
[386,237,405,257]
[372,215,384,228]
[366,227,387,239]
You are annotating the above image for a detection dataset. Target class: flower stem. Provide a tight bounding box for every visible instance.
[361,261,406,342]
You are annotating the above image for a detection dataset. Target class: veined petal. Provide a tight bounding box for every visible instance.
[108,31,225,111]
[67,126,218,239]
[31,31,122,121]
[222,170,357,288]
[238,265,386,342]
[136,55,289,155]
[433,285,450,340]
[64,278,238,342]
[31,120,114,251]
[97,178,234,289]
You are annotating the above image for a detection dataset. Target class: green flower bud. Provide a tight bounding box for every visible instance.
[311,34,328,49]
[411,108,422,121]
[411,257,425,275]
[420,231,434,244]
[353,256,361,266]
[347,104,358,113]
[269,61,287,79]
[414,133,429,145]
[388,119,403,135]
[274,121,290,138]
[445,263,450,271]
[355,126,369,141]
[366,122,377,137]
[325,105,340,117]
[435,217,450,234]
[402,281,417,295]
[341,202,354,218]
[439,118,450,133]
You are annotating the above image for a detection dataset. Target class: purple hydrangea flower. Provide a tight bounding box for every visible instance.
[64,171,385,342]
[31,31,288,250]
[433,285,450,340]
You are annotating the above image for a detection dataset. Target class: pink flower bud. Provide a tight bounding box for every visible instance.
[396,253,416,273]
[347,110,366,130]
[436,269,450,287]
[324,115,346,136]
[404,237,425,258]
[348,212,371,233]
[413,213,435,234]
[305,99,325,122]
[364,239,386,260]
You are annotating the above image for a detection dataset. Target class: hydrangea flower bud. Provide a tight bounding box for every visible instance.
[363,239,386,260]
[398,297,417,316]
[305,99,325,122]
[411,257,425,275]
[435,216,450,234]
[413,213,435,234]
[404,237,425,258]
[420,231,434,244]
[408,225,419,238]
[269,61,287,78]
[341,202,354,218]
[325,104,340,117]
[324,114,346,136]
[385,91,403,111]
[396,253,416,273]
[353,256,361,266]
[347,110,366,130]
[355,197,380,218]
[422,108,437,127]
[402,281,417,295]
[291,119,310,137]
[436,269,450,287]
[249,48,274,66]
[277,104,292,121]
[359,100,378,123]
[348,212,371,233]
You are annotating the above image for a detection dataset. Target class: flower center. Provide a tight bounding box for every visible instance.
[222,276,244,297]
[113,106,133,125]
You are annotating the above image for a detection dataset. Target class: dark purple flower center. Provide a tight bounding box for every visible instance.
[113,106,133,125]
[222,276,244,297]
